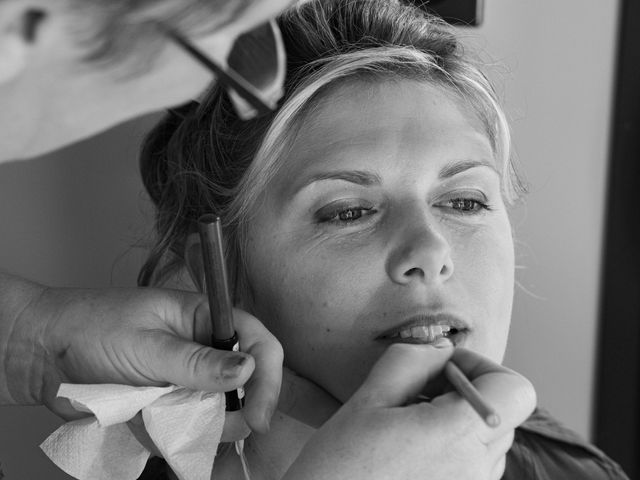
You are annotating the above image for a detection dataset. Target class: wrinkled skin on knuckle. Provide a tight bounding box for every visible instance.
[132,330,170,383]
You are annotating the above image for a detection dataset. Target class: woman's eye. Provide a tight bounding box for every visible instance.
[315,203,377,224]
[337,208,366,221]
[443,197,491,214]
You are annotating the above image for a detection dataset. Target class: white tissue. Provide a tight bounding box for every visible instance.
[40,383,225,480]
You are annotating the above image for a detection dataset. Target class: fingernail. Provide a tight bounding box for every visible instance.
[222,354,248,378]
[432,337,454,349]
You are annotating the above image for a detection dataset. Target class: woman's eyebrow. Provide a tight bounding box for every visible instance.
[291,160,495,195]
[439,159,498,179]
[293,170,382,194]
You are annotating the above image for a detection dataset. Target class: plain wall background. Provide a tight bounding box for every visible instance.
[0,0,620,478]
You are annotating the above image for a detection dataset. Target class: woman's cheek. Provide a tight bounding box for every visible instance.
[446,218,513,350]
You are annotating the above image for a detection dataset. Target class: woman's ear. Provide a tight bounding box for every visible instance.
[0,4,46,83]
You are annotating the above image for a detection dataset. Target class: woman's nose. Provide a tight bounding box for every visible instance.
[385,215,454,285]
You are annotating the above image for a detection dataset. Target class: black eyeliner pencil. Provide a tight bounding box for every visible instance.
[198,214,244,411]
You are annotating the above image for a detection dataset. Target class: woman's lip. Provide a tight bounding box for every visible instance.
[380,329,469,347]
[375,313,471,340]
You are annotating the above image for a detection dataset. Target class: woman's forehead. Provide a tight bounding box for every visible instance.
[281,79,494,178]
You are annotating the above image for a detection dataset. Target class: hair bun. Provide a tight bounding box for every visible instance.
[167,100,200,123]
[139,101,199,205]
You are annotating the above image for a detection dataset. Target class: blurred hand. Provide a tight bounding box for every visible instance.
[284,342,536,480]
[7,285,282,434]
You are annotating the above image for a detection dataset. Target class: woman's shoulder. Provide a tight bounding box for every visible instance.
[504,407,629,480]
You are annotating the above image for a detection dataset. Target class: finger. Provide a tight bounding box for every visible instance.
[143,330,256,393]
[221,410,251,443]
[48,396,94,421]
[348,341,454,409]
[490,454,507,480]
[494,428,515,452]
[191,300,213,345]
[437,348,536,441]
[443,361,500,427]
[278,367,340,428]
[187,304,254,442]
[450,348,519,379]
[127,413,163,457]
[233,310,284,433]
[43,377,95,421]
[486,429,514,462]
[192,300,284,433]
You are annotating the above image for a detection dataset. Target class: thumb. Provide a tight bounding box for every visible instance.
[144,330,256,392]
[439,347,536,441]
[348,340,454,409]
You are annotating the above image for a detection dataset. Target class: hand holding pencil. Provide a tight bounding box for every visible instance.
[285,342,536,480]
[444,358,501,428]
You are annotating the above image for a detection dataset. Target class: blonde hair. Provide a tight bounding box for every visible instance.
[139,0,524,291]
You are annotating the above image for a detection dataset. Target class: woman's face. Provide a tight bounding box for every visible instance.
[244,80,514,402]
